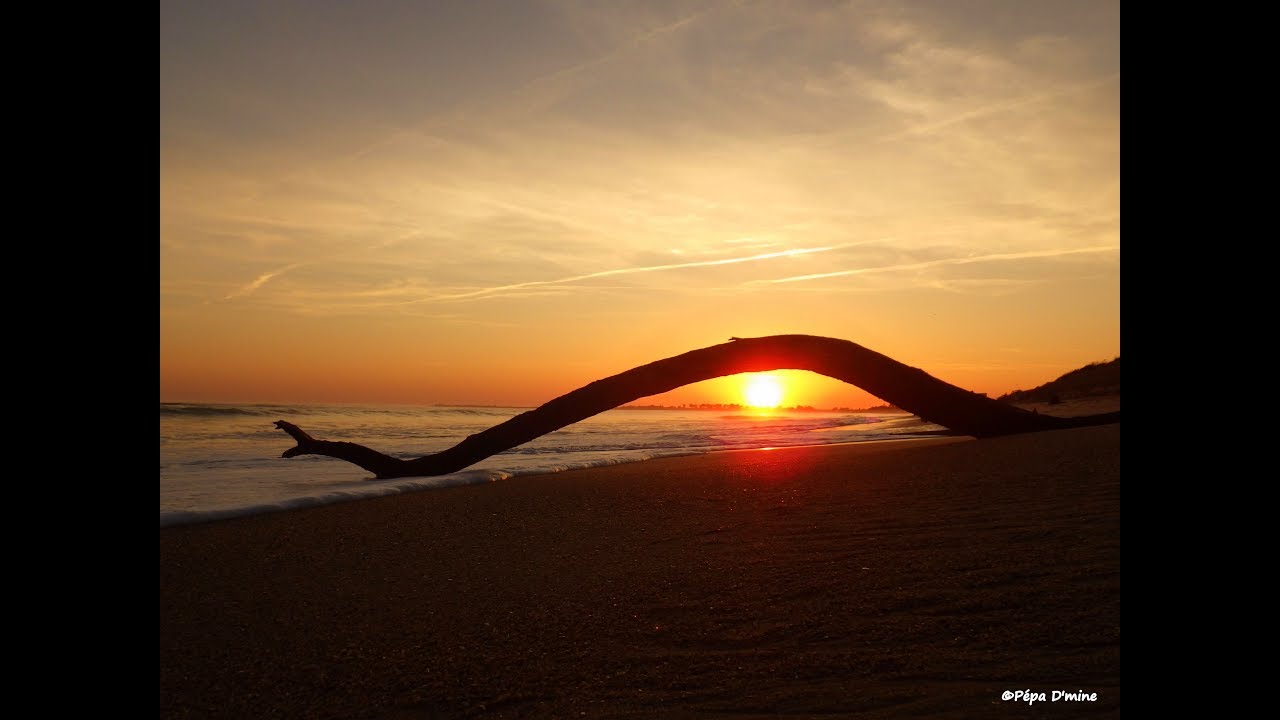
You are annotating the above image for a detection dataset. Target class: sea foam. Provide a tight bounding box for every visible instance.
[160,404,946,527]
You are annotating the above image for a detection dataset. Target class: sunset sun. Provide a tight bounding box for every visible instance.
[743,374,784,409]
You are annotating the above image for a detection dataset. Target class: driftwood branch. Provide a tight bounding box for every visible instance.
[276,334,1119,479]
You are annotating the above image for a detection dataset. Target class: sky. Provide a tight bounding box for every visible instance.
[160,0,1119,409]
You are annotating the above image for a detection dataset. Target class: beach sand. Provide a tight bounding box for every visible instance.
[160,424,1120,719]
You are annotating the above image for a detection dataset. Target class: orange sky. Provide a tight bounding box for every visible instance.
[160,1,1119,409]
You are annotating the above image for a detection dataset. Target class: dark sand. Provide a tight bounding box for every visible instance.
[160,425,1120,719]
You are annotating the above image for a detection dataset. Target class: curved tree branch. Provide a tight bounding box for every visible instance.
[276,335,1119,479]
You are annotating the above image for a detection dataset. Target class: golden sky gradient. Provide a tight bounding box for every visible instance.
[160,0,1119,409]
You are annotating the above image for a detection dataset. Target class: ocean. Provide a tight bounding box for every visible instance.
[159,403,949,527]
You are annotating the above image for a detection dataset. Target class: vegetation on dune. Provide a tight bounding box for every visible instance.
[999,358,1120,404]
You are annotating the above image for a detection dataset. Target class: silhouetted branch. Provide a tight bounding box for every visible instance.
[276,334,1119,479]
[274,420,410,478]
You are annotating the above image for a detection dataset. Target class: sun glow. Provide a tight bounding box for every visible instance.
[743,374,784,409]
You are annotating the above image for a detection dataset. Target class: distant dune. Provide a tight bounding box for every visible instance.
[999,357,1120,404]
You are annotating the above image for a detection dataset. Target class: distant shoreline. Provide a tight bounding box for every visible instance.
[618,403,904,412]
[165,396,1118,416]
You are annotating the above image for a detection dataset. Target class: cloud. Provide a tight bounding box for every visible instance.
[223,263,302,300]
[877,72,1120,143]
[164,0,1119,331]
[759,245,1119,284]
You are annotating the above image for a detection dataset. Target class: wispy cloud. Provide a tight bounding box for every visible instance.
[759,245,1118,284]
[162,1,1119,402]
[330,3,719,174]
[223,263,302,300]
[878,73,1120,143]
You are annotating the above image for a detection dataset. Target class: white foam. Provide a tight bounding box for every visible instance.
[161,404,947,528]
[159,450,703,528]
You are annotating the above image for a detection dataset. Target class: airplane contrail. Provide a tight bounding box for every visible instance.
[761,245,1119,284]
[413,244,854,303]
[223,263,302,300]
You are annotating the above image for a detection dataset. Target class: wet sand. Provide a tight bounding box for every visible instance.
[160,425,1120,719]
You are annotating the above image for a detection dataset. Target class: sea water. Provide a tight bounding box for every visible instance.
[159,403,948,527]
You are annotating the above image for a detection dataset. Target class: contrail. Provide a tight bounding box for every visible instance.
[879,73,1120,143]
[413,244,853,303]
[224,263,302,300]
[761,245,1119,284]
[343,6,718,165]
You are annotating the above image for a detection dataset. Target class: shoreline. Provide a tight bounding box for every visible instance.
[161,424,1120,718]
[159,434,970,529]
[163,393,1118,529]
